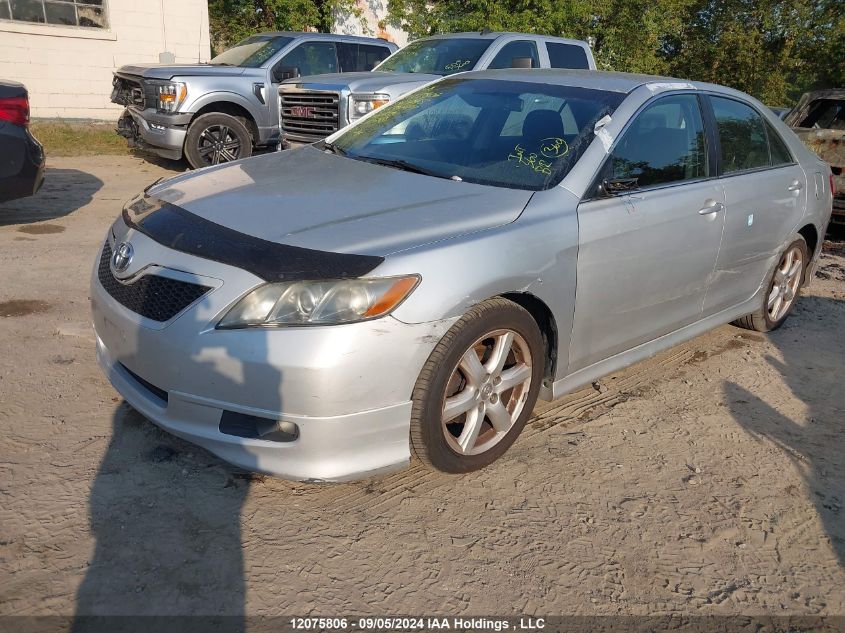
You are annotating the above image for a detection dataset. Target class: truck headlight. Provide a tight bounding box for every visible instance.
[349,94,390,120]
[217,276,420,328]
[155,82,187,113]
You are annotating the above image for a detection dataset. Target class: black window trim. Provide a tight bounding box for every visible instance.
[583,90,716,201]
[703,92,798,179]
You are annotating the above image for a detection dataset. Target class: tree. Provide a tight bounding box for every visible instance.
[383,0,843,104]
[208,0,362,53]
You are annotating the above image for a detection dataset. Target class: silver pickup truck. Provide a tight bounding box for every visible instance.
[111,32,396,168]
[280,31,596,148]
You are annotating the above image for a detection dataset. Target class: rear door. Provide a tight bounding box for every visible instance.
[702,95,808,314]
[545,41,591,69]
[570,93,725,371]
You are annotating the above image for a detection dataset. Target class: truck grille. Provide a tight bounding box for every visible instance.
[111,75,146,109]
[98,242,212,322]
[281,91,340,143]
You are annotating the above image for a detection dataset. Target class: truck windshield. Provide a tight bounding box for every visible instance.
[374,38,492,76]
[210,35,293,68]
[331,78,625,191]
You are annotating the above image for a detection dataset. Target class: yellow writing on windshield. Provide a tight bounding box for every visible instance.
[444,59,472,71]
[508,144,553,175]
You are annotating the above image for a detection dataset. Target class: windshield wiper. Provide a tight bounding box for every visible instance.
[355,156,448,179]
[320,141,346,156]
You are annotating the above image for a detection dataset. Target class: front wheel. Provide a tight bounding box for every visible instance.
[732,235,808,332]
[184,113,252,169]
[410,298,544,473]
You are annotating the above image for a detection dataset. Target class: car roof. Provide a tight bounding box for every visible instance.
[452,68,749,97]
[422,31,589,45]
[252,32,394,46]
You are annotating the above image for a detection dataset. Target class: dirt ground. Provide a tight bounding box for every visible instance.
[1,155,844,618]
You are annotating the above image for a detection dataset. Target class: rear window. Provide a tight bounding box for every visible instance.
[546,42,590,69]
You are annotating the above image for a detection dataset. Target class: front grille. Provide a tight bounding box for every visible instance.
[98,242,212,322]
[281,90,340,142]
[111,75,146,108]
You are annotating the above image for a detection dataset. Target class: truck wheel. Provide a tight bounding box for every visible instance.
[184,113,252,169]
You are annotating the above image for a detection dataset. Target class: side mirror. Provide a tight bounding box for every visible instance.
[273,66,300,82]
[601,177,639,195]
[510,57,534,69]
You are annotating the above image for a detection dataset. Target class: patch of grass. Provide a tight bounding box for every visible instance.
[29,120,130,157]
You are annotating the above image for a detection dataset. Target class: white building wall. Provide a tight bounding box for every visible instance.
[334,0,408,48]
[0,0,211,120]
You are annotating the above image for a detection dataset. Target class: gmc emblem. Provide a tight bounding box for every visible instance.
[290,106,315,118]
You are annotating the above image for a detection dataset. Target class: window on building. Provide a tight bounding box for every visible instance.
[1,0,108,29]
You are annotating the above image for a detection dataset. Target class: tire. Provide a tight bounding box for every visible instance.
[184,113,253,169]
[732,235,808,332]
[410,297,544,473]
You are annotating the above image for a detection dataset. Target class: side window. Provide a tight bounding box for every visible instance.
[608,94,709,188]
[766,123,793,165]
[279,42,338,77]
[336,43,358,72]
[710,96,769,173]
[488,40,540,69]
[546,43,589,69]
[358,44,392,70]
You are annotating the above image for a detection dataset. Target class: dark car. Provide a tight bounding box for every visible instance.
[785,90,844,226]
[0,80,45,203]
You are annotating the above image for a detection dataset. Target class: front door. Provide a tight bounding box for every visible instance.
[569,93,725,371]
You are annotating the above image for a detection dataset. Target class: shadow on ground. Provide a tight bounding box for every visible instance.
[0,168,103,226]
[726,294,845,568]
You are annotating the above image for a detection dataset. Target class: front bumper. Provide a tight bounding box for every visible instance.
[90,231,454,480]
[117,107,191,160]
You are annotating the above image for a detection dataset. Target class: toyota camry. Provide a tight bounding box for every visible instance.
[91,69,833,480]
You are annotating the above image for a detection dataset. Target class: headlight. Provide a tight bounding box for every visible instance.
[155,82,187,113]
[349,93,390,121]
[217,276,420,328]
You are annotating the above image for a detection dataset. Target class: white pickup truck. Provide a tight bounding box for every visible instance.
[279,31,596,148]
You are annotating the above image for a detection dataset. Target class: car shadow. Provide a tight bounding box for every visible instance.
[74,309,282,631]
[0,168,103,226]
[725,294,845,568]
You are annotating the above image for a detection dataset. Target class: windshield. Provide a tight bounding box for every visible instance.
[210,35,293,68]
[331,78,625,191]
[374,38,492,76]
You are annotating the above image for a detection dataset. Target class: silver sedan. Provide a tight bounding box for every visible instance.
[90,69,833,480]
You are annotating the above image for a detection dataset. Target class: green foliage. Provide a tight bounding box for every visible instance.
[208,0,361,53]
[382,0,844,105]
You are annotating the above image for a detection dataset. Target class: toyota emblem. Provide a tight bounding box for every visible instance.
[111,241,134,273]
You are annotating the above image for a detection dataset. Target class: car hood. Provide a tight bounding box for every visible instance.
[146,147,532,257]
[116,64,251,80]
[287,71,440,94]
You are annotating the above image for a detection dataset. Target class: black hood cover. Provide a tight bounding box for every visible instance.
[123,196,384,282]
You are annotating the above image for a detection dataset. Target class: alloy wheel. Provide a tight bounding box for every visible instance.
[440,329,533,456]
[197,124,242,166]
[767,245,804,322]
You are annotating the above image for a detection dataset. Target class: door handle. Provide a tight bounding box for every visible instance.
[698,201,725,215]
[787,181,803,192]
